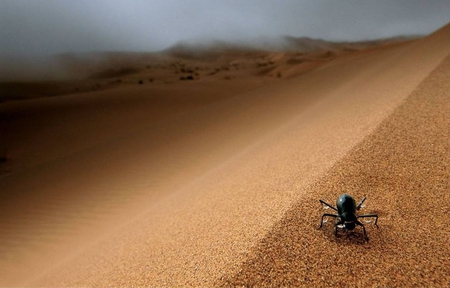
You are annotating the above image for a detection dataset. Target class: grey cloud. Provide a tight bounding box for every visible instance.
[1,0,449,56]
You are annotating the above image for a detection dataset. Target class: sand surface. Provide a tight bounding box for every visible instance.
[223,50,450,288]
[0,24,449,286]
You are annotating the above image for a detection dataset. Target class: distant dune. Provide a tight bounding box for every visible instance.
[0,24,448,286]
[0,35,417,101]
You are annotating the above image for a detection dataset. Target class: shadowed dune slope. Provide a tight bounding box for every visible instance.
[0,23,449,286]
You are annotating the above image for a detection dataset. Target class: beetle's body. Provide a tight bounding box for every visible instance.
[337,194,356,215]
[336,194,358,230]
[319,194,378,240]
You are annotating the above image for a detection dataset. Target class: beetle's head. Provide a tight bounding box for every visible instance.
[344,222,356,230]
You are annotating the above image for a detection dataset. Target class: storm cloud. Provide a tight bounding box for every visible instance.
[1,0,449,56]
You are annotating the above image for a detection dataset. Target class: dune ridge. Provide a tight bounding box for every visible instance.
[0,23,449,286]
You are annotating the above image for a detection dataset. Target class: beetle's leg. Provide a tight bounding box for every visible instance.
[319,200,338,211]
[358,214,379,227]
[334,218,344,236]
[319,213,338,229]
[356,197,366,210]
[355,220,368,241]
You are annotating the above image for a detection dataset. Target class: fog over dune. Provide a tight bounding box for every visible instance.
[1,0,449,57]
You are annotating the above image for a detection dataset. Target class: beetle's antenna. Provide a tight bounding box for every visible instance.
[319,199,338,211]
[356,196,366,210]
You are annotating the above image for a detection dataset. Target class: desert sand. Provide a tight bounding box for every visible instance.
[0,24,449,287]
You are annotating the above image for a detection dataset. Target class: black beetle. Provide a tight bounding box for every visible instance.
[319,194,378,240]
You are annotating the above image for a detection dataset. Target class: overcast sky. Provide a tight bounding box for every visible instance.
[1,0,449,56]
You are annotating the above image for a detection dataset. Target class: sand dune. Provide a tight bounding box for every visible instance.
[224,49,450,288]
[0,24,449,286]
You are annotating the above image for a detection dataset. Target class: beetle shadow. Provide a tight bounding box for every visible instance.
[337,230,367,245]
[319,223,368,245]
